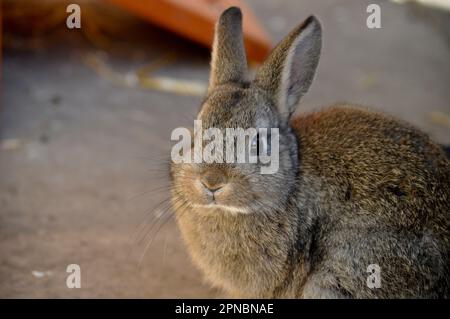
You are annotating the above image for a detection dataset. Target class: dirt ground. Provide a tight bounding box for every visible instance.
[1,0,449,298]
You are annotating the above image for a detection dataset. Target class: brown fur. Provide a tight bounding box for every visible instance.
[170,7,450,298]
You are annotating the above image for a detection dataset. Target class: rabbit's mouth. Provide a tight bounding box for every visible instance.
[171,164,262,215]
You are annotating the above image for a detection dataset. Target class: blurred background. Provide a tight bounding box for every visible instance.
[1,0,449,298]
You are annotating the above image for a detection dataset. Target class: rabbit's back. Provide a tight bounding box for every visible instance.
[291,105,450,297]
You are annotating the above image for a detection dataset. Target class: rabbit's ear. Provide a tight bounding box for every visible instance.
[208,7,248,92]
[255,16,321,119]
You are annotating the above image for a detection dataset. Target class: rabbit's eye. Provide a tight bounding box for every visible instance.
[251,135,258,148]
[250,133,269,157]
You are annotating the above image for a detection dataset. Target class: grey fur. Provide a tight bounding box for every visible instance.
[170,7,450,298]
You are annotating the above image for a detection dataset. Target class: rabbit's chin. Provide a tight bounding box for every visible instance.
[192,203,250,215]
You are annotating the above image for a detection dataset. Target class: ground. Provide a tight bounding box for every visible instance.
[1,0,449,297]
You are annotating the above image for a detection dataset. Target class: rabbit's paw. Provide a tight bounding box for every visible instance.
[302,274,350,299]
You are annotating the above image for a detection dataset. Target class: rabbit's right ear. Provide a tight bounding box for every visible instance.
[208,7,248,93]
[255,16,322,120]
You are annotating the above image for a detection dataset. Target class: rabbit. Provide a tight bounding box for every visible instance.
[169,7,450,298]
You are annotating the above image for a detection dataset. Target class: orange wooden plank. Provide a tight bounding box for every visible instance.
[107,0,272,63]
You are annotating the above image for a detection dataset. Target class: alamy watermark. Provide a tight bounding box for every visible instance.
[66,264,81,288]
[367,264,381,289]
[171,120,280,174]
[66,4,81,29]
[366,4,381,29]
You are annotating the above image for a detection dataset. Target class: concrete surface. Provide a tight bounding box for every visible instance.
[1,0,449,297]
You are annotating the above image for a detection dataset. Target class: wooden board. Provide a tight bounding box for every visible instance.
[107,0,272,63]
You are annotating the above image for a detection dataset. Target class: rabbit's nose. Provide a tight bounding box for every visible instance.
[200,174,226,194]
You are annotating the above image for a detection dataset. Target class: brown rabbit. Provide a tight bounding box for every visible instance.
[170,7,450,298]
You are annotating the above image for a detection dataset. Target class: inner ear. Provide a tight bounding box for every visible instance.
[254,16,322,119]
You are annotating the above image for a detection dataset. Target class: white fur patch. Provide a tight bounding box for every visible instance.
[193,203,249,215]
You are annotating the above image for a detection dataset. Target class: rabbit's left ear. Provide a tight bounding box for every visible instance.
[208,7,248,92]
[255,16,322,120]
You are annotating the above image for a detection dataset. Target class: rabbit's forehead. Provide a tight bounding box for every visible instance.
[198,86,276,129]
